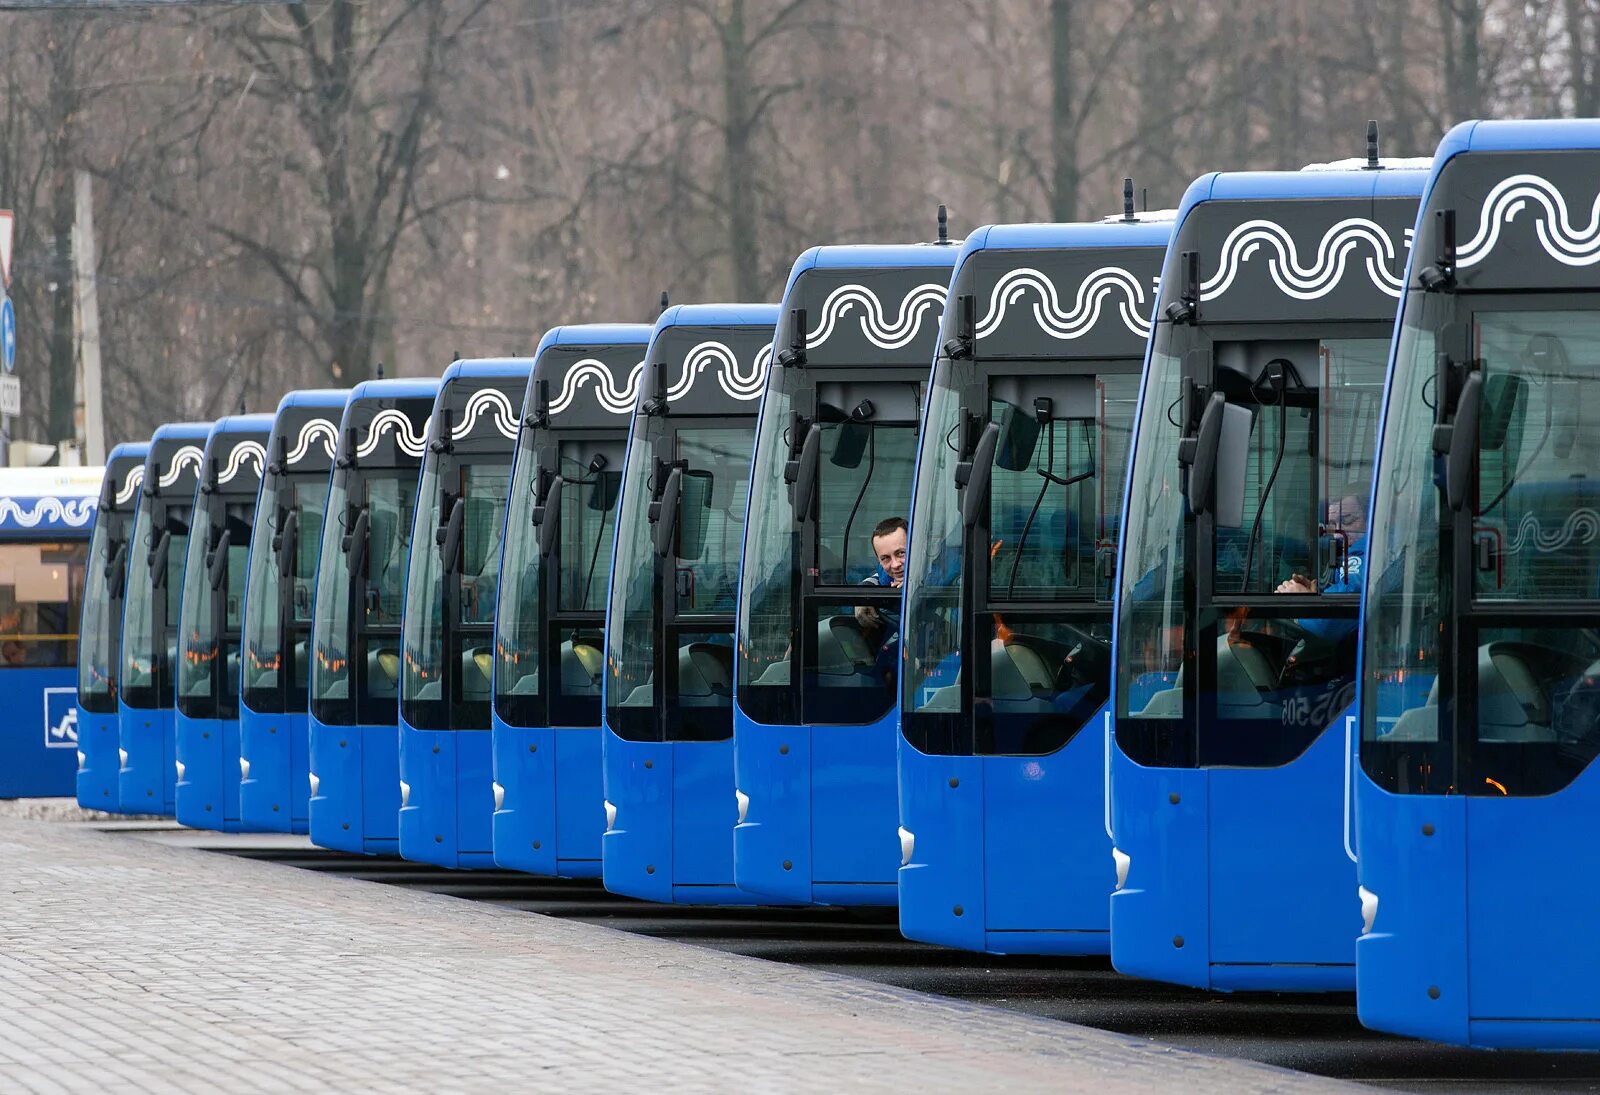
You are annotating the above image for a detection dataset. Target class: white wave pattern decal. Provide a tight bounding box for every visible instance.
[549,359,648,416]
[806,283,947,350]
[681,340,771,402]
[0,497,95,528]
[156,446,204,488]
[1458,174,1600,268]
[217,441,266,485]
[451,387,519,441]
[115,465,145,505]
[976,266,1152,341]
[287,418,339,464]
[1201,218,1405,301]
[1506,508,1600,555]
[356,409,429,459]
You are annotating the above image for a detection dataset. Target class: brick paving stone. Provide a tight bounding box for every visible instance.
[0,816,1361,1094]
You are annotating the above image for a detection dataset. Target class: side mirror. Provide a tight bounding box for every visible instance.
[207,528,233,591]
[1446,371,1482,511]
[106,544,127,592]
[149,530,171,585]
[436,495,464,571]
[650,467,682,558]
[1185,392,1226,515]
[536,475,564,558]
[959,421,1001,528]
[343,508,370,581]
[788,426,821,520]
[275,509,300,580]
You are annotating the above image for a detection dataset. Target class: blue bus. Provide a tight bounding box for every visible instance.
[897,213,1171,953]
[308,378,438,855]
[120,422,213,814]
[78,445,149,808]
[0,466,99,798]
[602,303,778,903]
[735,243,955,905]
[398,359,532,868]
[174,414,274,830]
[492,324,653,877]
[1358,118,1600,1049]
[238,389,348,832]
[1111,154,1426,991]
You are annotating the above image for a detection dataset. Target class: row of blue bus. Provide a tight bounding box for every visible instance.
[48,118,1599,1051]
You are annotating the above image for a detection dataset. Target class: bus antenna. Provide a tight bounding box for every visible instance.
[1364,120,1382,170]
[1123,178,1136,222]
[376,361,385,380]
[936,204,950,245]
[659,290,670,316]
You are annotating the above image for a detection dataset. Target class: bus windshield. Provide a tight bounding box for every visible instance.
[1115,324,1389,768]
[122,495,191,709]
[494,429,624,728]
[176,497,254,719]
[901,354,1138,755]
[606,415,754,742]
[78,510,124,711]
[242,469,328,712]
[1365,295,1600,796]
[312,464,418,726]
[400,447,511,731]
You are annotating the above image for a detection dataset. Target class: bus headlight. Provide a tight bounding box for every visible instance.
[399,780,410,808]
[735,789,749,824]
[604,799,617,831]
[308,772,320,797]
[175,760,186,782]
[492,782,505,811]
[1359,885,1379,934]
[118,748,128,768]
[898,826,915,866]
[76,751,86,770]
[239,757,250,780]
[1113,847,1131,890]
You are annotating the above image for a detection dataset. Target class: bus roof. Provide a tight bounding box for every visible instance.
[348,376,441,403]
[207,413,276,437]
[273,388,350,414]
[1177,163,1429,221]
[439,358,535,385]
[107,441,150,464]
[150,421,214,444]
[535,324,654,358]
[654,303,780,333]
[779,243,961,303]
[1439,117,1600,156]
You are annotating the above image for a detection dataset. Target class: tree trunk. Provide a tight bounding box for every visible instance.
[721,0,760,300]
[1050,0,1077,222]
[46,17,79,448]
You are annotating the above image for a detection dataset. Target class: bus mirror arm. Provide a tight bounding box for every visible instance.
[1444,371,1482,511]
[106,544,126,589]
[149,530,171,584]
[536,475,564,558]
[1185,392,1226,515]
[960,422,1001,528]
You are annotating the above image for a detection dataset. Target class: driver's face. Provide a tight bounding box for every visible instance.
[1326,497,1366,534]
[873,528,908,586]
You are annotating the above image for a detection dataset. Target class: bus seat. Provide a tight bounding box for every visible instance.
[559,637,602,693]
[1216,635,1276,717]
[678,641,733,705]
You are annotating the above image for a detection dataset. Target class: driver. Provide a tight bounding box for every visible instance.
[856,517,907,685]
[1274,489,1367,597]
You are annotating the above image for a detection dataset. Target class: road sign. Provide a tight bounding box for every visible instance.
[0,375,19,417]
[0,296,14,374]
[0,211,12,288]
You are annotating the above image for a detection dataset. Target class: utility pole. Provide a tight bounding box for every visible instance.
[72,170,104,465]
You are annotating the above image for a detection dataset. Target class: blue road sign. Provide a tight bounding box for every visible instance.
[0,297,15,374]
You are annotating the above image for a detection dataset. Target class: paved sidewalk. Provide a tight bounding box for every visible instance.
[0,818,1356,1093]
